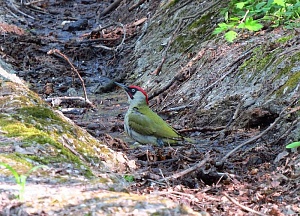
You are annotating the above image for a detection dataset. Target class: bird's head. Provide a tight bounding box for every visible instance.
[115,82,149,105]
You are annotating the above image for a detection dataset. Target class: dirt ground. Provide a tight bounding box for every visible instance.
[0,0,299,215]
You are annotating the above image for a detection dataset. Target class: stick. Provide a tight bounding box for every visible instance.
[159,152,210,181]
[100,0,123,17]
[128,0,146,12]
[47,49,95,108]
[45,96,94,107]
[178,126,225,133]
[6,0,35,19]
[222,192,267,216]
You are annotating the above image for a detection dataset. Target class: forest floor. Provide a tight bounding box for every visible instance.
[0,0,299,215]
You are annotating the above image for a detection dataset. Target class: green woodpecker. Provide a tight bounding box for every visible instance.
[115,82,187,147]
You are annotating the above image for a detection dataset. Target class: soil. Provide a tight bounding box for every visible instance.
[0,0,299,215]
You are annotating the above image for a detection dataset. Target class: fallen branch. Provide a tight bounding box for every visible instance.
[178,126,226,133]
[128,0,146,12]
[6,0,35,19]
[158,152,210,182]
[222,192,267,216]
[45,96,94,108]
[47,49,95,108]
[100,0,124,17]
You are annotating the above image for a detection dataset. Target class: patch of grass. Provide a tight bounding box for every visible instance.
[0,162,47,200]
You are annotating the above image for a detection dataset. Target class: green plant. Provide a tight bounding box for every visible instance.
[0,162,47,200]
[286,141,300,149]
[124,174,135,182]
[213,0,300,42]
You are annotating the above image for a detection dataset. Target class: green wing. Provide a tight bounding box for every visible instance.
[128,105,181,140]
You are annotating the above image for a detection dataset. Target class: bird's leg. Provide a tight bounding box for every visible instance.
[146,145,150,164]
[155,138,165,160]
[157,138,164,148]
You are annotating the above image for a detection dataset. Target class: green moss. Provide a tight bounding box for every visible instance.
[0,111,94,178]
[276,71,300,96]
[275,35,293,43]
[24,134,55,145]
[166,0,179,8]
[188,13,212,30]
[238,45,279,80]
[0,118,48,138]
[19,106,61,121]
[98,177,111,184]
[173,12,216,53]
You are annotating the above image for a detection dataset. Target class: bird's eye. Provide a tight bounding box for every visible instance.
[131,89,136,93]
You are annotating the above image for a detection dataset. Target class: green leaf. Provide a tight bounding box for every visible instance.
[236,2,246,9]
[237,22,245,29]
[273,0,286,7]
[0,162,20,184]
[225,30,238,42]
[213,23,235,35]
[25,165,47,177]
[286,141,300,149]
[243,18,263,31]
[256,2,267,10]
[124,175,134,182]
[213,27,225,35]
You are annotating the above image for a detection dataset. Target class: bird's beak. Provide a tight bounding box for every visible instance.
[114,82,129,91]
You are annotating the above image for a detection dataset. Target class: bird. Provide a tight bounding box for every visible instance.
[115,82,190,147]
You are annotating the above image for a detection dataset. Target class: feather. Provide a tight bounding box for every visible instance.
[127,105,182,140]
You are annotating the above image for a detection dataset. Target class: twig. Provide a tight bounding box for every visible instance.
[222,192,267,216]
[47,49,94,108]
[148,79,175,100]
[168,0,194,15]
[225,100,242,128]
[90,23,114,35]
[60,108,85,115]
[134,14,151,45]
[3,6,26,23]
[93,22,126,51]
[100,0,124,17]
[159,152,210,182]
[178,126,225,133]
[240,10,249,23]
[45,96,94,107]
[221,104,300,163]
[22,0,44,5]
[128,0,146,12]
[159,168,170,187]
[6,0,35,19]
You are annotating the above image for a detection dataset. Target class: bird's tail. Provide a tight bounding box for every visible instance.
[183,137,197,144]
